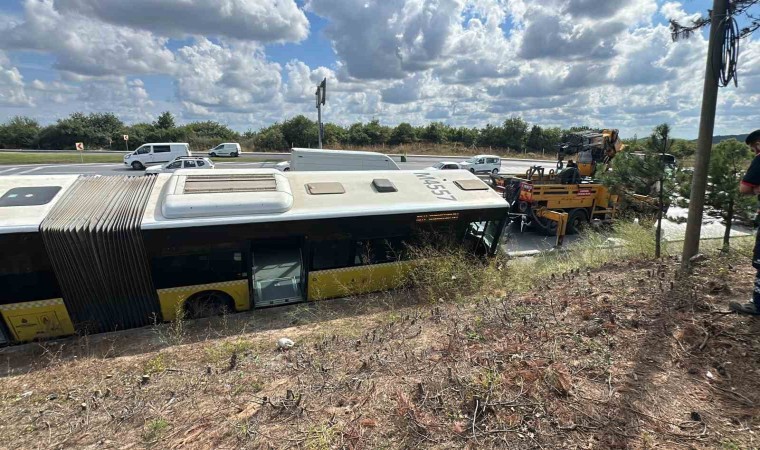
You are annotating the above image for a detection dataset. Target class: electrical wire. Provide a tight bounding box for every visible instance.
[713,2,740,87]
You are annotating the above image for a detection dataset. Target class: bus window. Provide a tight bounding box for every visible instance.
[311,240,351,270]
[152,246,246,288]
[354,237,407,265]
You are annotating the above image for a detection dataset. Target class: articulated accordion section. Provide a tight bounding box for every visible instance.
[39,176,160,333]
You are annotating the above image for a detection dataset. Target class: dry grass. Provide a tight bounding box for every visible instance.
[0,233,758,449]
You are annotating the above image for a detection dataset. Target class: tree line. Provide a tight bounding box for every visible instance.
[0,112,700,157]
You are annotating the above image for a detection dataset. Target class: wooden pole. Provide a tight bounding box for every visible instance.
[681,0,728,268]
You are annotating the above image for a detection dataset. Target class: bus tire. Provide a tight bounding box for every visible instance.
[131,161,144,170]
[184,290,235,319]
[567,208,588,234]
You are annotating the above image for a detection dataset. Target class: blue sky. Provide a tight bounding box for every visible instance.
[0,0,756,138]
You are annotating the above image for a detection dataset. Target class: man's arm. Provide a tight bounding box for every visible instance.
[741,155,760,195]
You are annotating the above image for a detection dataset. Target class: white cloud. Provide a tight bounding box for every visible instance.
[306,0,465,79]
[54,0,309,43]
[0,0,175,77]
[0,51,33,107]
[174,39,282,113]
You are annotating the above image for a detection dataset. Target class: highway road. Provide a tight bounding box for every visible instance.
[0,152,555,176]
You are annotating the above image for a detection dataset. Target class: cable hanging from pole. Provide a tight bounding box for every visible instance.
[713,0,740,87]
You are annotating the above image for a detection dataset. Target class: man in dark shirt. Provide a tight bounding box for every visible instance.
[730,130,760,315]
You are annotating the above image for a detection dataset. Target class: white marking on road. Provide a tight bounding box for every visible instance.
[0,167,20,174]
[14,166,50,175]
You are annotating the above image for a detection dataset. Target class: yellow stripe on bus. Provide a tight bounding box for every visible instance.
[0,298,75,342]
[308,261,413,301]
[157,279,250,321]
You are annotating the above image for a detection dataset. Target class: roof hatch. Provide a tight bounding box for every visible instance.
[162,170,293,219]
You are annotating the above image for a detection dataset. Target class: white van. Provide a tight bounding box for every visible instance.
[208,142,241,157]
[275,148,400,172]
[459,154,501,174]
[124,143,191,170]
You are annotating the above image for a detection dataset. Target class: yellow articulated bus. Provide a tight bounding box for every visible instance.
[0,169,508,344]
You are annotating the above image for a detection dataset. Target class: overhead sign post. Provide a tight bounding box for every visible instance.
[123,134,129,153]
[75,142,84,163]
[315,78,326,149]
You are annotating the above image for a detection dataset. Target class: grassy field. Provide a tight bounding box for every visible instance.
[1,228,757,449]
[0,152,125,165]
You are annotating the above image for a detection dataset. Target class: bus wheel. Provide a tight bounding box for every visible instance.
[567,208,588,234]
[184,291,235,319]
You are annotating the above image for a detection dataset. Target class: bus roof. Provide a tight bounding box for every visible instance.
[0,175,79,234]
[0,169,508,234]
[142,168,507,229]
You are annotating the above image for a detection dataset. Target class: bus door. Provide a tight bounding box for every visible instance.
[250,239,304,307]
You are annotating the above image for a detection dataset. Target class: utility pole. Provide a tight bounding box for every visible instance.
[681,0,728,268]
[315,78,326,149]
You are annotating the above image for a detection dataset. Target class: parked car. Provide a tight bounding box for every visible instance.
[208,142,241,157]
[124,143,191,170]
[275,148,400,172]
[459,154,501,174]
[425,161,462,170]
[145,156,214,174]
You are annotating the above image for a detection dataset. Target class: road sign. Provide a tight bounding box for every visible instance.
[123,135,129,141]
[75,142,84,151]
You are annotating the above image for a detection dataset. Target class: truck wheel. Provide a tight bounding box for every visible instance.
[566,208,588,234]
[131,161,144,170]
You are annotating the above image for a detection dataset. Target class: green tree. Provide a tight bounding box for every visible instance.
[670,139,696,158]
[253,124,287,151]
[707,139,754,251]
[363,119,391,145]
[422,122,447,144]
[526,125,543,151]
[281,115,319,148]
[347,123,371,146]
[183,121,237,140]
[476,123,503,148]
[541,127,563,153]
[602,124,677,256]
[322,123,347,146]
[155,111,176,130]
[502,116,529,151]
[0,116,40,148]
[448,126,478,146]
[648,123,674,258]
[390,123,416,145]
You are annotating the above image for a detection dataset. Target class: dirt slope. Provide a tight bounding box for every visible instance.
[0,254,758,449]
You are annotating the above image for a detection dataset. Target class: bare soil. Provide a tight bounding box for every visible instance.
[1,254,758,449]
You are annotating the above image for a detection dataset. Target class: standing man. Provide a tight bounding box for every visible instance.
[730,130,760,315]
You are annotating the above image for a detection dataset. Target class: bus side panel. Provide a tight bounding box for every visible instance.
[0,299,75,342]
[308,261,413,301]
[157,279,250,321]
